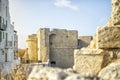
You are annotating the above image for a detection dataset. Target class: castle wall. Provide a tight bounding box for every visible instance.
[49,29,78,68]
[26,34,37,62]
[37,28,50,62]
[78,36,92,49]
[26,28,92,69]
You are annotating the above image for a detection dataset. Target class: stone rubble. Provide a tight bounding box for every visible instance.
[28,66,102,80]
[98,59,120,80]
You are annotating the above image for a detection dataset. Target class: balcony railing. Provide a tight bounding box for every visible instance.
[0,23,7,31]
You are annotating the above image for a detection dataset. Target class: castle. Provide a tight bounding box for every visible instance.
[24,28,92,68]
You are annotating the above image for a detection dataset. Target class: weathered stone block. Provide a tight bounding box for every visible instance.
[98,59,120,80]
[111,0,120,25]
[97,27,120,49]
[73,49,111,74]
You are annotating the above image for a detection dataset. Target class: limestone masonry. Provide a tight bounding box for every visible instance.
[111,0,120,26]
[26,34,38,62]
[25,28,92,68]
[74,0,120,75]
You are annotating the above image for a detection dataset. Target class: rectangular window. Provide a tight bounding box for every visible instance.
[0,31,2,42]
[9,41,12,47]
[0,16,1,27]
[6,20,7,28]
[3,32,4,39]
[0,16,1,23]
[6,7,7,17]
[14,41,15,47]
[6,33,8,46]
[5,53,7,62]
[3,18,4,24]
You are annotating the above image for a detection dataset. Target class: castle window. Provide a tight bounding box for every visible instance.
[66,35,68,38]
[78,40,81,46]
[50,42,52,45]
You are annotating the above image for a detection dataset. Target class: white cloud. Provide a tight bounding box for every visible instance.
[54,0,79,10]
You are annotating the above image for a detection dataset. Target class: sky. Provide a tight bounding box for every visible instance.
[9,0,111,49]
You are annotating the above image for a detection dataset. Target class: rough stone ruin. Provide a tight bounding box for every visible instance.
[111,0,120,26]
[74,0,120,79]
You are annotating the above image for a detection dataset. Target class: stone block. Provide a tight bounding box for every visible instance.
[97,27,120,49]
[98,59,120,80]
[73,49,111,74]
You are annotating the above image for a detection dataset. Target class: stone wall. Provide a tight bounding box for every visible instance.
[78,36,92,49]
[37,28,50,62]
[111,0,120,26]
[26,34,38,62]
[35,28,78,68]
[49,29,78,68]
[27,28,92,68]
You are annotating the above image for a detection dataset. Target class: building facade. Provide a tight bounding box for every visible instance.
[26,34,38,62]
[37,28,78,68]
[25,28,92,69]
[0,0,19,75]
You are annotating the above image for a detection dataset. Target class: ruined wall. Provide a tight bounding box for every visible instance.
[111,0,120,26]
[26,34,37,62]
[37,28,50,62]
[49,29,78,68]
[73,0,120,75]
[78,36,92,49]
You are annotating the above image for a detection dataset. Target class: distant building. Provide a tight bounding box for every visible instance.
[0,0,19,75]
[78,36,93,49]
[26,34,38,63]
[37,28,78,68]
[25,28,92,69]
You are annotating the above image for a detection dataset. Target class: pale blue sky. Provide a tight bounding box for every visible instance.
[9,0,111,49]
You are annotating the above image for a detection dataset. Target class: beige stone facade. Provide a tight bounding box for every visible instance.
[37,28,50,62]
[37,28,78,68]
[48,29,78,68]
[25,28,92,68]
[26,34,38,62]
